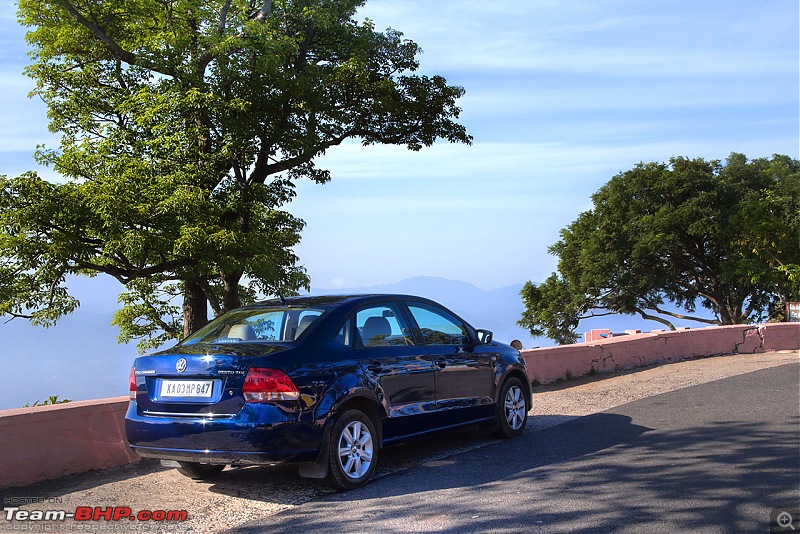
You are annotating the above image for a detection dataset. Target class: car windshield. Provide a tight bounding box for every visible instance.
[180,307,325,345]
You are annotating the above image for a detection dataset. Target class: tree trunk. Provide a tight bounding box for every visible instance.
[221,269,242,313]
[718,297,739,325]
[183,279,209,337]
[710,286,735,325]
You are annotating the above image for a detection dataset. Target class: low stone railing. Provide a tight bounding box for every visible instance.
[0,397,136,489]
[521,322,799,384]
[1,322,797,489]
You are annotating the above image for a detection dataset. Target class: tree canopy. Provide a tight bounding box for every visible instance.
[0,0,471,351]
[519,153,800,345]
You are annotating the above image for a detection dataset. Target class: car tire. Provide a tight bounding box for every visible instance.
[495,377,528,438]
[176,461,226,480]
[327,409,378,489]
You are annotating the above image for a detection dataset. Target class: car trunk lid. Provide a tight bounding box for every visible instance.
[131,343,287,417]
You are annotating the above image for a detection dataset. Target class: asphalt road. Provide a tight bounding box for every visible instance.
[230,362,800,534]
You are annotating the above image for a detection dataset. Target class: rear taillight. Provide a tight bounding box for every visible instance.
[129,367,137,401]
[242,368,300,402]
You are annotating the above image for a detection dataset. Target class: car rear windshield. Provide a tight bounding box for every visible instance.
[180,307,325,345]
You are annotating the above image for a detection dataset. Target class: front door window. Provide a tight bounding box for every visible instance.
[356,303,414,347]
[406,303,468,346]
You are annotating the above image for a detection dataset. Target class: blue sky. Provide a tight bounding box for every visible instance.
[1,0,798,292]
[0,0,797,406]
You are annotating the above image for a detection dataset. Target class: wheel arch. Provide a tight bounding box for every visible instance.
[498,367,532,411]
[298,389,385,480]
[335,394,385,448]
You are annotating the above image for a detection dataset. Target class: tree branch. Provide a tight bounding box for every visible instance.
[254,0,272,22]
[4,312,35,323]
[296,20,315,71]
[632,307,677,330]
[640,297,720,325]
[741,289,762,320]
[578,310,618,319]
[55,0,171,76]
[652,306,719,324]
[198,279,222,317]
[251,131,353,184]
[56,0,135,64]
[73,258,194,284]
[218,0,232,35]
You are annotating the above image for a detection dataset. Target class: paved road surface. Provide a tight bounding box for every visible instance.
[231,363,800,533]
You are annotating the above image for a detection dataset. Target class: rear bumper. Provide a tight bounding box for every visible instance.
[125,402,321,466]
[130,445,311,465]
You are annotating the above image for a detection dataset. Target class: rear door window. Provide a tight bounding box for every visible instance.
[335,317,353,347]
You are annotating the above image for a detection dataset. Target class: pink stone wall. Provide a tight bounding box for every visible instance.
[0,396,138,489]
[522,323,799,384]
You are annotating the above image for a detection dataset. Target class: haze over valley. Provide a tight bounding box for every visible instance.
[0,274,715,410]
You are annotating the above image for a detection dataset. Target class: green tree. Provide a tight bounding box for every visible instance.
[1,0,471,351]
[519,153,800,345]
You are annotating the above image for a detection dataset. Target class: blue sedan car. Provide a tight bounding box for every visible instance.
[126,294,531,488]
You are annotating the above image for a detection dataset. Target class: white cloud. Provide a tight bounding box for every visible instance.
[0,0,796,293]
[360,0,796,79]
[311,139,792,186]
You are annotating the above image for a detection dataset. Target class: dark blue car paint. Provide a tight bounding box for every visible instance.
[125,294,530,469]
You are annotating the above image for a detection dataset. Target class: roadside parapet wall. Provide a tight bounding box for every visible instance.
[0,397,136,489]
[0,322,797,489]
[522,322,799,384]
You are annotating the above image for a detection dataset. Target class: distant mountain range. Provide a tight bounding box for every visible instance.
[306,276,537,348]
[0,275,714,410]
[307,276,715,346]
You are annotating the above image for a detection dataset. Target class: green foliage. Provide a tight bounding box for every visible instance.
[111,278,183,352]
[3,0,471,348]
[24,395,72,407]
[520,153,800,345]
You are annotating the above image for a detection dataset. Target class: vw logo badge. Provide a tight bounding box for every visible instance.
[176,358,188,373]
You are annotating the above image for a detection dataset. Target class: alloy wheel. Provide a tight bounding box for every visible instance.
[337,420,374,480]
[504,385,526,430]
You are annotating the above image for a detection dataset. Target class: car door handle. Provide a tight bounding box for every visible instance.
[435,359,447,369]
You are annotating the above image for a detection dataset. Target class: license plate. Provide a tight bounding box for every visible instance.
[160,380,213,398]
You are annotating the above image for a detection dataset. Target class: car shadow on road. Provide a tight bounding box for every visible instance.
[206,413,622,504]
[202,424,505,503]
[226,409,800,533]
[341,411,652,497]
[214,413,649,530]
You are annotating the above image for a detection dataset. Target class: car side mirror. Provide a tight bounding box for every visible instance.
[476,329,493,345]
